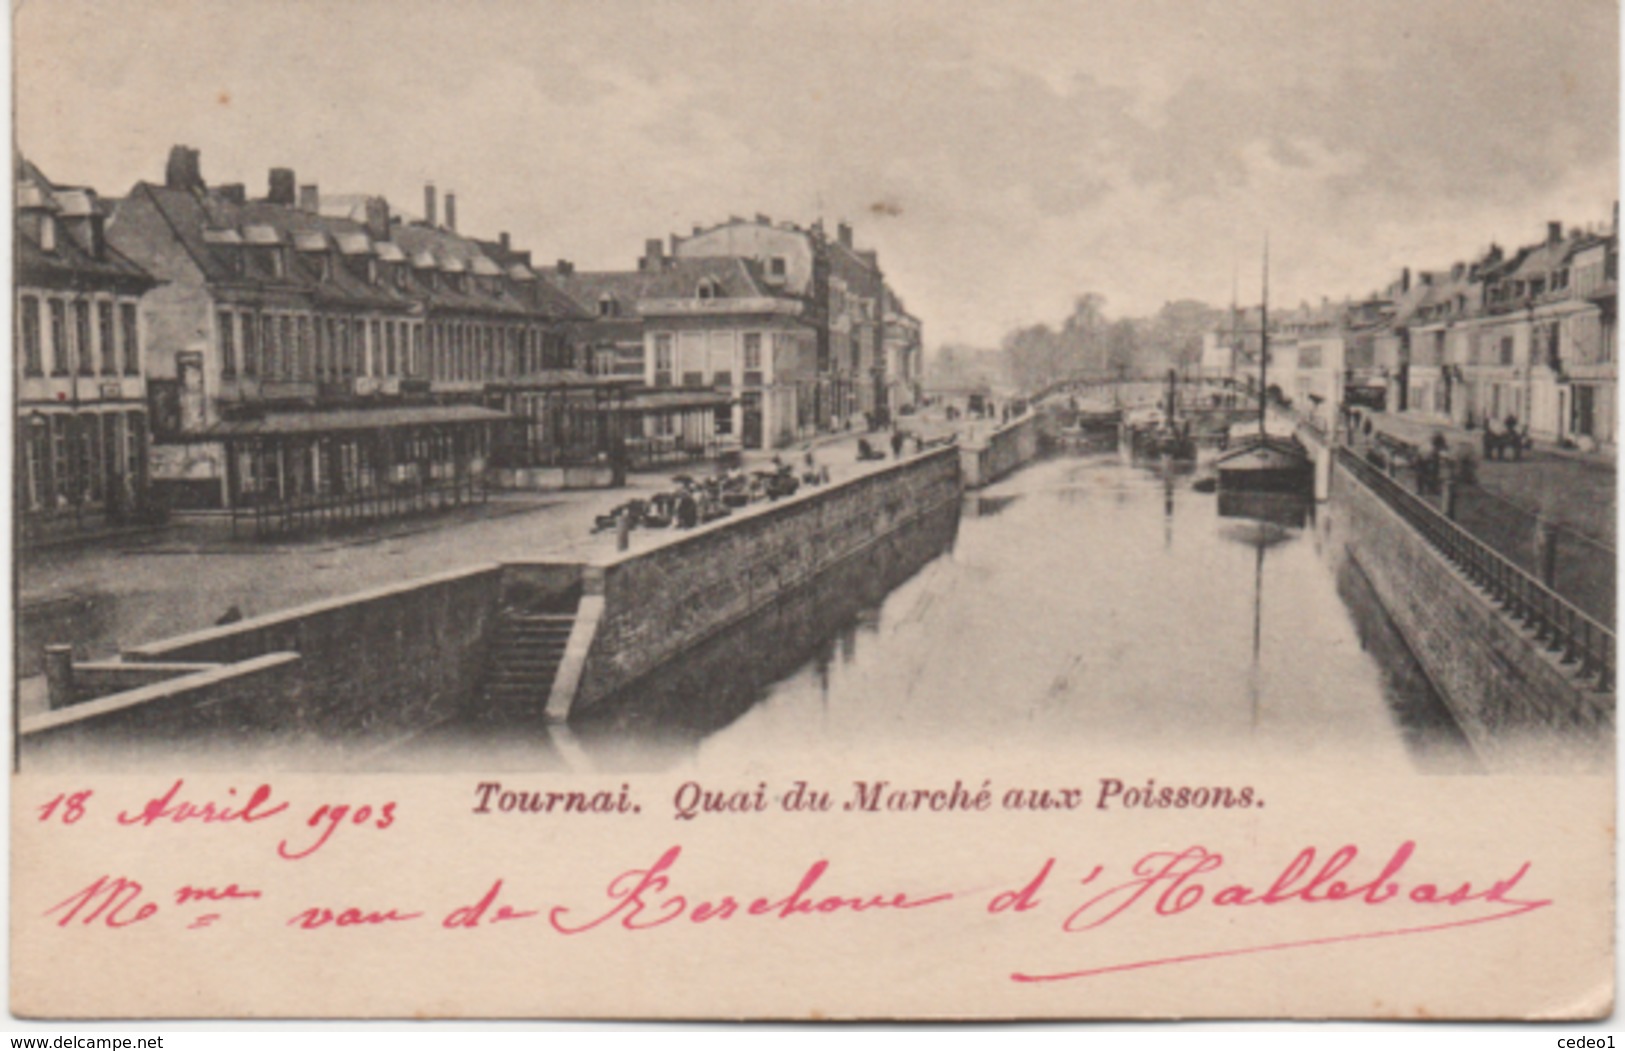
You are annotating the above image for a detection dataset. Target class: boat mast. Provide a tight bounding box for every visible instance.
[1229,264,1239,403]
[1258,235,1270,440]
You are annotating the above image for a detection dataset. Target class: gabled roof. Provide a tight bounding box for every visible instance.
[1509,239,1571,280]
[547,257,772,318]
[16,157,157,289]
[520,274,596,322]
[827,238,884,293]
[119,182,414,310]
[1389,275,1438,327]
[1509,232,1607,281]
[387,221,534,316]
[113,179,579,320]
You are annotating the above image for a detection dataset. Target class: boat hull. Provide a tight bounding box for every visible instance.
[1214,435,1313,494]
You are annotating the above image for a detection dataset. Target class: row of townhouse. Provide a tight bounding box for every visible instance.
[1200,213,1618,453]
[16,159,158,544]
[1401,223,1617,451]
[547,214,924,456]
[96,147,612,538]
[16,148,927,542]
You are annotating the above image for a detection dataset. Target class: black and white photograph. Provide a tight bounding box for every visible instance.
[7,0,1617,1025]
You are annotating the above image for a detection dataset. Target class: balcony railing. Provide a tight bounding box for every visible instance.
[1338,446,1613,691]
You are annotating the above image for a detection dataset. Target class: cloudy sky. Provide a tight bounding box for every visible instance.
[16,0,1620,349]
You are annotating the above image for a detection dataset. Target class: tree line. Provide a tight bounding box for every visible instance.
[932,296,1226,394]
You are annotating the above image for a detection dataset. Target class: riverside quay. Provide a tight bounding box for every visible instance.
[13,144,1616,777]
[19,376,1614,774]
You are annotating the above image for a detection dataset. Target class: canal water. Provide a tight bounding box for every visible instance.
[565,450,1476,775]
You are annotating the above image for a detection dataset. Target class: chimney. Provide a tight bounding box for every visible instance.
[692,224,703,235]
[424,184,437,227]
[364,196,391,243]
[165,145,203,192]
[299,184,320,213]
[1400,267,1411,293]
[216,183,246,205]
[556,259,574,277]
[444,193,457,232]
[1548,221,1563,246]
[642,238,664,271]
[755,213,771,225]
[496,231,510,254]
[268,168,296,206]
[669,233,680,257]
[837,221,853,248]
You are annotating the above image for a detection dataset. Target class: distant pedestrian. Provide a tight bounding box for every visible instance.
[1504,414,1524,460]
[675,490,699,529]
[890,429,906,459]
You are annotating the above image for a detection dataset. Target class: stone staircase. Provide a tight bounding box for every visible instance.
[481,605,577,718]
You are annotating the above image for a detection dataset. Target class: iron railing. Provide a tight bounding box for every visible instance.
[1338,446,1613,692]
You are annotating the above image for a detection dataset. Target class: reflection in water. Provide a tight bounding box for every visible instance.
[568,506,961,770]
[1218,489,1312,733]
[568,451,1473,773]
[1332,546,1480,772]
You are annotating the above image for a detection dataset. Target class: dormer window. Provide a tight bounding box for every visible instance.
[769,256,786,277]
[697,279,719,300]
[598,295,616,318]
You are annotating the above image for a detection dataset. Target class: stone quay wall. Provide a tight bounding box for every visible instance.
[20,564,508,764]
[1327,455,1612,768]
[961,413,1041,489]
[570,446,963,713]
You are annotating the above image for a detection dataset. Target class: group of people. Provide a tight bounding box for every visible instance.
[856,428,922,462]
[591,450,830,536]
[1481,413,1530,461]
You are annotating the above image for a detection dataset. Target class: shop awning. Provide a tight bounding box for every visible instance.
[187,404,511,439]
[609,390,732,413]
[485,369,641,391]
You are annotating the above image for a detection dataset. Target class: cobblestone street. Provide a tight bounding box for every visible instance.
[17,427,940,708]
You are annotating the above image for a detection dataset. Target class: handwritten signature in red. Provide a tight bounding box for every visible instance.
[548,840,1549,980]
[1011,840,1550,982]
[41,840,1549,981]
